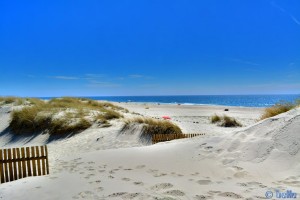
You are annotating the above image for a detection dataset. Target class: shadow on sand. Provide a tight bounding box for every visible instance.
[0,126,75,146]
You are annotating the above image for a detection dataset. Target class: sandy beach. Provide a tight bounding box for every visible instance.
[0,102,299,200]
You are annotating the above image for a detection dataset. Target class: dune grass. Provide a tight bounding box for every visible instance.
[122,117,183,141]
[221,115,242,127]
[210,114,242,127]
[260,101,298,120]
[0,97,24,105]
[211,114,221,123]
[9,97,124,135]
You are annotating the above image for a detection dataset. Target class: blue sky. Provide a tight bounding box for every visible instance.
[0,0,299,97]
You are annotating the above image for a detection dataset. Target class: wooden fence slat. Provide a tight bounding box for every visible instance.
[36,146,42,176]
[0,149,4,183]
[45,146,49,175]
[31,147,37,176]
[7,149,14,181]
[21,148,27,178]
[16,148,22,179]
[26,147,32,177]
[12,148,17,181]
[4,149,9,183]
[41,146,46,175]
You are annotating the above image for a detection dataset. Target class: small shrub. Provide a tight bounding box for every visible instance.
[221,115,242,127]
[210,114,242,127]
[211,114,221,123]
[103,109,123,120]
[123,117,183,141]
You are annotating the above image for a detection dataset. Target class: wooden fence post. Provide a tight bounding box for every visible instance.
[0,149,4,183]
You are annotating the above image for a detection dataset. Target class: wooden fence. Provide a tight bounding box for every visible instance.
[152,133,205,144]
[0,145,49,184]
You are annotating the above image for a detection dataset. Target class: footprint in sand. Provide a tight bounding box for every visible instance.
[237,182,247,187]
[134,181,144,186]
[218,192,243,199]
[151,183,174,191]
[122,178,131,181]
[124,168,133,171]
[136,165,146,169]
[197,180,212,185]
[95,187,104,192]
[234,171,249,178]
[154,173,168,177]
[232,166,243,171]
[74,191,99,199]
[108,192,128,198]
[194,195,213,199]
[252,196,267,199]
[207,191,221,195]
[163,190,185,197]
[147,169,159,173]
[122,193,148,199]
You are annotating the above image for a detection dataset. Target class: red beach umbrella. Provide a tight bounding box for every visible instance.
[162,116,171,120]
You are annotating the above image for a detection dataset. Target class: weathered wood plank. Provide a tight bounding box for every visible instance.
[31,146,37,176]
[36,146,42,176]
[12,148,18,181]
[16,148,22,179]
[4,149,9,183]
[0,149,4,183]
[26,147,32,177]
[41,146,46,175]
[21,148,27,178]
[7,149,13,181]
[45,145,49,175]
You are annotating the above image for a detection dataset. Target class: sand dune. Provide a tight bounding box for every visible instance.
[0,103,299,199]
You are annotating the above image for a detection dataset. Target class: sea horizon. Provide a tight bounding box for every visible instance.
[39,94,300,108]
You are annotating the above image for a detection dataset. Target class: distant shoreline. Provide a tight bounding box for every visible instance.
[38,94,300,108]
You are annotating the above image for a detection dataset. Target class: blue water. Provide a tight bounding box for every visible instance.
[43,94,300,107]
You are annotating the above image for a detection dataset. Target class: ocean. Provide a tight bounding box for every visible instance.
[47,94,300,108]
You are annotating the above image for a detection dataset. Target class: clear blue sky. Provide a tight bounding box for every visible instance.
[0,0,299,97]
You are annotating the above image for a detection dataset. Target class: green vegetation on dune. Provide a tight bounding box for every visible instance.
[260,100,299,120]
[210,114,242,127]
[122,117,183,141]
[8,97,124,135]
[211,114,221,123]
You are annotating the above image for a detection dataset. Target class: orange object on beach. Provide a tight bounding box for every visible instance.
[162,116,171,120]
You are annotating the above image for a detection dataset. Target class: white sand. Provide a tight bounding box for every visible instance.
[0,103,299,200]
